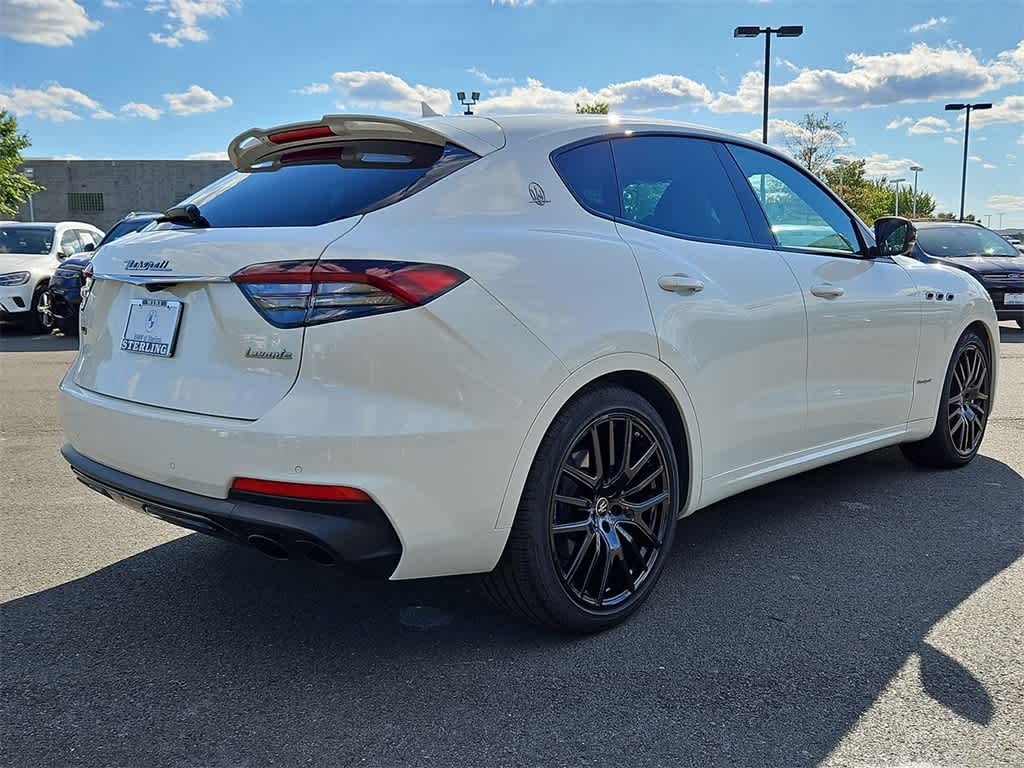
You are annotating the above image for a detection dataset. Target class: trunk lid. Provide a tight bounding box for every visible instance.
[73,221,357,420]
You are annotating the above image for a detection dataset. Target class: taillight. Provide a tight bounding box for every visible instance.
[267,125,335,144]
[231,259,468,328]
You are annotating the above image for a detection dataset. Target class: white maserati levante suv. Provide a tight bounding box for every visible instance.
[60,114,998,632]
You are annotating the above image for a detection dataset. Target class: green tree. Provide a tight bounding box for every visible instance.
[0,110,42,218]
[784,112,848,175]
[822,159,938,225]
[576,102,610,114]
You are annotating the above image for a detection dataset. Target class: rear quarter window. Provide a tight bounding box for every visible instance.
[552,141,619,218]
[175,141,477,228]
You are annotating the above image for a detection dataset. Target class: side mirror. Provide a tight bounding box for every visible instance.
[83,242,95,252]
[874,216,917,258]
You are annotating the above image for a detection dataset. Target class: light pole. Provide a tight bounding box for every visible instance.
[833,157,850,196]
[945,102,992,221]
[985,214,993,228]
[734,25,804,144]
[23,167,35,222]
[890,178,906,216]
[998,213,1005,229]
[909,164,923,217]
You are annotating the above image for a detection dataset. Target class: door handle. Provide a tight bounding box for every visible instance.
[658,274,705,294]
[810,283,845,299]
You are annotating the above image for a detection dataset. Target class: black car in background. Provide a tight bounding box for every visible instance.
[910,220,1024,330]
[46,212,160,335]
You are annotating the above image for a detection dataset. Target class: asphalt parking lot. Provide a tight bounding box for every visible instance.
[1,324,1021,768]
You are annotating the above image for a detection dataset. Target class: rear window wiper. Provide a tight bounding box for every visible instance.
[157,204,209,228]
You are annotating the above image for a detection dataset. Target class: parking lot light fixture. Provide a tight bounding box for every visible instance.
[909,165,924,217]
[733,25,805,144]
[945,102,992,221]
[890,177,907,217]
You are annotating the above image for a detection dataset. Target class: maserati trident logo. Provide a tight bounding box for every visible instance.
[245,347,293,360]
[528,182,550,206]
[124,259,172,272]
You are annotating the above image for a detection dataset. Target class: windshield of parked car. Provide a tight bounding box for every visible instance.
[0,226,55,255]
[97,217,156,248]
[917,226,1020,258]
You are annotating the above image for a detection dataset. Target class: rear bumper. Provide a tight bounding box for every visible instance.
[63,444,402,577]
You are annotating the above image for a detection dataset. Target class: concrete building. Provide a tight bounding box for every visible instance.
[15,159,232,232]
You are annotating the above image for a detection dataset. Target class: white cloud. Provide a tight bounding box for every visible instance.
[960,95,1024,129]
[186,150,228,160]
[989,194,1024,211]
[467,66,514,86]
[477,74,712,114]
[944,136,959,145]
[491,0,535,5]
[907,116,952,135]
[968,154,983,162]
[148,0,237,47]
[858,153,922,178]
[330,71,452,115]
[102,0,128,7]
[295,83,330,95]
[982,163,997,169]
[163,84,232,115]
[0,0,101,46]
[886,116,913,130]
[120,101,162,120]
[1008,154,1018,160]
[711,42,1024,113]
[909,17,948,34]
[739,118,855,149]
[1019,133,1024,145]
[0,83,111,121]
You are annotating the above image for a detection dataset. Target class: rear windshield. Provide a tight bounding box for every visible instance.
[174,141,477,228]
[917,226,1020,259]
[0,226,54,255]
[98,217,157,248]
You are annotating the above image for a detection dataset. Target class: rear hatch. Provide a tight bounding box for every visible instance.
[73,114,492,420]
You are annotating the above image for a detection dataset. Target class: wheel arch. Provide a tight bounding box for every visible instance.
[494,353,703,531]
[964,317,998,411]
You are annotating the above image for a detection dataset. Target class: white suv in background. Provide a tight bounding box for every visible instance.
[60,114,997,632]
[0,221,104,331]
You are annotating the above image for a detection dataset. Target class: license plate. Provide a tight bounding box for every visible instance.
[121,298,183,357]
[1005,293,1024,306]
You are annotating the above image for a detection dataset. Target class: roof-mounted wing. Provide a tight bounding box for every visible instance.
[227,114,455,172]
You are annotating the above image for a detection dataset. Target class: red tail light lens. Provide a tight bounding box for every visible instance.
[232,477,370,502]
[267,125,335,144]
[231,260,468,328]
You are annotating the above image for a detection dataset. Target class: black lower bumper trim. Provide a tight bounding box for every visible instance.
[62,445,402,578]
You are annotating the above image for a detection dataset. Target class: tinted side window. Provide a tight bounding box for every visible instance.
[611,136,753,243]
[727,144,859,254]
[552,141,618,217]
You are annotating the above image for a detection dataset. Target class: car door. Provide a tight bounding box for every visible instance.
[600,135,808,485]
[726,144,920,448]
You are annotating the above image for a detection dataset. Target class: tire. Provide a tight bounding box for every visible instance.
[24,283,52,334]
[483,384,681,633]
[57,315,79,336]
[900,328,992,468]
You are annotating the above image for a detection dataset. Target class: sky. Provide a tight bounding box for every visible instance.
[1,0,1022,226]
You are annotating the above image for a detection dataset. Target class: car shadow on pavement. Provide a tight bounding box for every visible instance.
[2,447,1022,768]
[0,324,78,353]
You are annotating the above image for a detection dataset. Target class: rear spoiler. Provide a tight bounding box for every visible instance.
[227,115,456,172]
